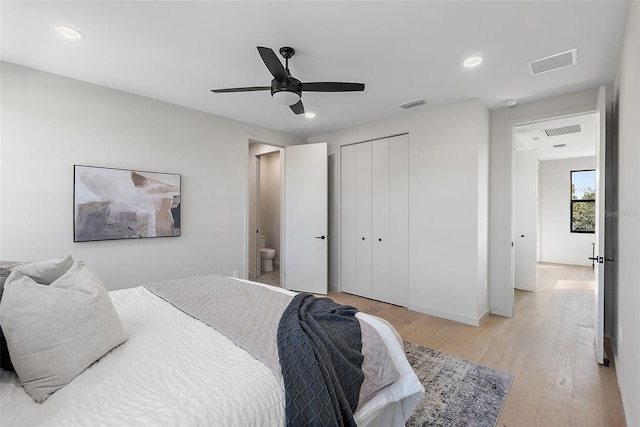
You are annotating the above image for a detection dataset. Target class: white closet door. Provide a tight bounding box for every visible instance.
[371,138,390,302]
[340,144,357,294]
[389,134,409,306]
[355,142,372,298]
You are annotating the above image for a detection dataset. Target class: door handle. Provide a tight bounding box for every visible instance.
[591,256,615,263]
[315,235,326,240]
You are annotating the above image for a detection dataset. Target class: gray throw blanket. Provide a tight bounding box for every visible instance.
[144,275,292,379]
[277,293,364,427]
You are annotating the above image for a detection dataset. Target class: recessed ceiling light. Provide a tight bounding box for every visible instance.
[463,56,483,68]
[504,99,518,107]
[55,26,84,40]
[304,112,316,119]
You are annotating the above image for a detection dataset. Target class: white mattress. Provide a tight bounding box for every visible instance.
[1,280,423,426]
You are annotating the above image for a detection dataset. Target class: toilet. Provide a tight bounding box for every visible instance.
[259,235,276,273]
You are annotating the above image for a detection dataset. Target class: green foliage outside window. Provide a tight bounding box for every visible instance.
[571,170,595,233]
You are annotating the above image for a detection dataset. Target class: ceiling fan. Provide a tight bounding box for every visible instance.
[211,46,365,115]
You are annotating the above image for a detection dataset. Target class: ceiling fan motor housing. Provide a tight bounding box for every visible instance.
[271,78,302,105]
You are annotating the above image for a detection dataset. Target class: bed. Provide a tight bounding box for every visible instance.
[0,258,423,426]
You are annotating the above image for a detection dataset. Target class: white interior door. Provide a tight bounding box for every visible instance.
[284,143,328,294]
[595,86,607,365]
[514,147,538,291]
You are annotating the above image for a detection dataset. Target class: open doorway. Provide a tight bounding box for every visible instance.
[246,140,329,294]
[248,141,284,287]
[512,106,613,365]
[513,112,598,293]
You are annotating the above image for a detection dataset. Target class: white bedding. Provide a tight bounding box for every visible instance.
[0,280,423,426]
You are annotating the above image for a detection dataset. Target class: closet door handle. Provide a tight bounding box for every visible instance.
[361,237,365,240]
[315,235,326,240]
[378,238,382,242]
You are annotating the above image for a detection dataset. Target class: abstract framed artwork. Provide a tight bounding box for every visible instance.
[74,165,181,242]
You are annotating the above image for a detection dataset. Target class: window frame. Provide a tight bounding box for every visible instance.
[570,169,596,234]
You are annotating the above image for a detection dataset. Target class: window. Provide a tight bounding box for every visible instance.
[570,170,595,233]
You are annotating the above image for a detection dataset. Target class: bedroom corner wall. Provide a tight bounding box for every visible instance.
[0,62,305,290]
[309,99,490,326]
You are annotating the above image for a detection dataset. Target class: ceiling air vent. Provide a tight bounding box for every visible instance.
[544,124,581,137]
[529,49,577,75]
[397,98,426,109]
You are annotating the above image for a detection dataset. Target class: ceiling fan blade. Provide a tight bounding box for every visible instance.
[211,86,270,93]
[257,46,289,82]
[301,82,365,92]
[290,100,305,115]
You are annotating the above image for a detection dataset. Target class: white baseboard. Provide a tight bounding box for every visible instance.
[491,306,513,317]
[408,303,481,327]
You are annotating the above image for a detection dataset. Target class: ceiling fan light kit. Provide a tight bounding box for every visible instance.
[272,90,300,106]
[211,46,365,115]
[271,79,302,105]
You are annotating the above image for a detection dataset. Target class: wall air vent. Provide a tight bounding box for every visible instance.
[529,48,577,75]
[553,144,567,148]
[397,98,426,109]
[544,124,581,137]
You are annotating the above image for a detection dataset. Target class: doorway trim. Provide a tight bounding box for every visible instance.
[502,104,599,317]
[245,135,286,285]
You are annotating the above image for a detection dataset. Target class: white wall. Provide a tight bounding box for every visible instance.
[0,62,304,290]
[539,156,596,266]
[489,88,599,317]
[259,151,281,264]
[612,2,640,425]
[310,99,490,326]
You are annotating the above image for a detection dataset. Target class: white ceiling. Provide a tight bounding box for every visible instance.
[0,1,630,138]
[514,112,597,161]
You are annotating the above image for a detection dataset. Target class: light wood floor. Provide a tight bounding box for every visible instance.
[328,263,627,427]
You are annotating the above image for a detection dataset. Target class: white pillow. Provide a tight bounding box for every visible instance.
[10,254,74,285]
[0,255,74,373]
[0,261,128,403]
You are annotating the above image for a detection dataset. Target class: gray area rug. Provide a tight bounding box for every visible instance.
[404,341,513,427]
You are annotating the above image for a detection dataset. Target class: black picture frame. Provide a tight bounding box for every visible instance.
[74,165,181,242]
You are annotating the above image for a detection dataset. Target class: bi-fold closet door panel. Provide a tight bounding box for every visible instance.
[355,142,372,298]
[340,135,409,307]
[340,141,372,297]
[340,144,357,294]
[371,139,390,302]
[387,135,409,307]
